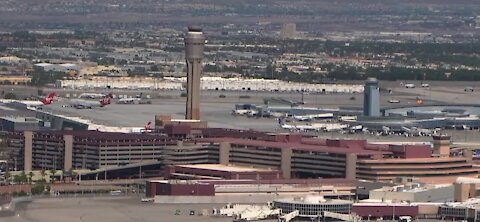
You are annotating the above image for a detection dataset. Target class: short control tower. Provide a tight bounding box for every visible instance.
[184,26,205,120]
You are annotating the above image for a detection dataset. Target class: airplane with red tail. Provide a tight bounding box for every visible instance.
[40,93,56,105]
[145,121,152,130]
[65,94,112,109]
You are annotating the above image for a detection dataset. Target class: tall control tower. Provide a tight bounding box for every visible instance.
[184,26,205,120]
[363,78,380,117]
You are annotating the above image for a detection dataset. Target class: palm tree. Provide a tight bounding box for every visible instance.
[49,169,56,182]
[19,171,27,183]
[28,171,34,184]
[4,171,10,184]
[40,169,46,181]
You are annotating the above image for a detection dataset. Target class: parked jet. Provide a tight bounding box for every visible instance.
[64,96,111,109]
[40,93,56,105]
[401,126,435,137]
[78,93,111,100]
[292,113,334,121]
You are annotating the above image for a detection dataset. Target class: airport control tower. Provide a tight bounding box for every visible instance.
[363,78,380,117]
[184,26,205,120]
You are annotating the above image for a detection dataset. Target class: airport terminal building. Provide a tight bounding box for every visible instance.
[5,127,479,183]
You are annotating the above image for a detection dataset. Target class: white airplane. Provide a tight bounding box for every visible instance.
[311,123,348,132]
[280,124,319,132]
[278,118,325,132]
[117,97,140,104]
[401,126,435,137]
[78,93,111,100]
[338,116,357,122]
[64,97,111,109]
[292,113,334,121]
[130,121,153,133]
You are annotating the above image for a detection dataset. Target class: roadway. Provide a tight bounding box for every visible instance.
[1,196,235,222]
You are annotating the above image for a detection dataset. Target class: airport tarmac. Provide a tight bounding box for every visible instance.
[42,83,475,124]
[3,81,479,135]
[0,196,276,222]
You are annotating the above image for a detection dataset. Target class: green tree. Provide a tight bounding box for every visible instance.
[29,67,67,86]
[31,182,46,195]
[40,169,46,180]
[4,171,10,184]
[265,63,275,79]
[19,171,27,183]
[28,171,34,183]
[49,169,56,182]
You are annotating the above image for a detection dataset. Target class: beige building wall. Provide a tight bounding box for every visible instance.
[281,148,292,179]
[23,131,33,171]
[64,133,73,170]
[370,185,454,202]
[369,190,416,202]
[418,205,441,215]
[186,61,202,120]
[345,153,357,180]
[454,183,471,202]
[433,136,450,157]
[219,142,231,165]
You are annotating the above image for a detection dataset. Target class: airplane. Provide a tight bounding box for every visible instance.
[116,97,151,104]
[117,93,152,104]
[280,124,319,132]
[401,126,435,137]
[145,121,152,130]
[0,93,57,110]
[278,118,323,132]
[78,93,111,100]
[40,93,56,105]
[64,96,111,109]
[129,121,153,133]
[292,113,334,121]
[117,97,140,104]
